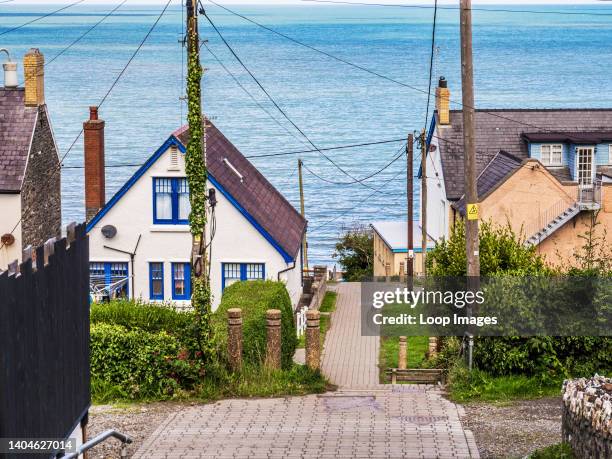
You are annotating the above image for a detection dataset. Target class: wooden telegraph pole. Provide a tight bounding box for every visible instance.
[460,0,480,278]
[298,159,308,272]
[186,0,212,360]
[420,129,427,276]
[406,134,414,289]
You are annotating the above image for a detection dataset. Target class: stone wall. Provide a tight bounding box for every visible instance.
[21,105,61,249]
[562,375,612,459]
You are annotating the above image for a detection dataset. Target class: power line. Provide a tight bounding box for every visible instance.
[0,0,87,37]
[202,41,311,150]
[424,0,438,133]
[201,6,384,192]
[206,1,612,146]
[246,137,406,158]
[1,0,173,251]
[301,0,612,18]
[19,0,128,86]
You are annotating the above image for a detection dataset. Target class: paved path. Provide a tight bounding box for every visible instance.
[321,283,380,389]
[132,282,479,458]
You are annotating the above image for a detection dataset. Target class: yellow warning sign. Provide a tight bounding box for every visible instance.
[467,203,479,220]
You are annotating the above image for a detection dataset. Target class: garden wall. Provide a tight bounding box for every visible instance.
[562,375,612,459]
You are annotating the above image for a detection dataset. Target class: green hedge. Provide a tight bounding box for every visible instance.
[213,280,297,369]
[91,299,194,334]
[91,323,202,400]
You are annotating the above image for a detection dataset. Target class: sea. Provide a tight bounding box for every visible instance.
[2,2,612,265]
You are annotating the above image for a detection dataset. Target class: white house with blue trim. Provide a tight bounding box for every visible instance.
[86,117,306,310]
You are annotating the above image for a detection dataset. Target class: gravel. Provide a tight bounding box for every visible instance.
[462,397,563,458]
[86,402,185,458]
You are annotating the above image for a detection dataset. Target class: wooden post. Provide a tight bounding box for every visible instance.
[398,336,408,370]
[305,310,320,370]
[265,309,282,369]
[421,129,428,276]
[227,308,243,371]
[460,0,480,278]
[406,133,415,290]
[298,159,308,272]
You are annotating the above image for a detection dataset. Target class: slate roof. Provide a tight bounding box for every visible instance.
[174,122,306,261]
[435,109,612,200]
[454,150,523,216]
[0,88,38,192]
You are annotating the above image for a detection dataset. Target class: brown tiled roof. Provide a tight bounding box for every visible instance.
[174,122,306,261]
[0,88,38,192]
[454,150,522,215]
[436,109,612,200]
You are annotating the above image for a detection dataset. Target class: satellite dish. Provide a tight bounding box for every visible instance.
[101,225,117,239]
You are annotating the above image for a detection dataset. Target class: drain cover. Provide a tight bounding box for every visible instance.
[396,415,448,425]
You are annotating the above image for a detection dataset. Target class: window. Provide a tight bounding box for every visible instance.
[171,262,191,300]
[222,263,265,290]
[540,144,563,166]
[89,262,129,299]
[149,262,164,300]
[609,144,612,164]
[153,177,190,224]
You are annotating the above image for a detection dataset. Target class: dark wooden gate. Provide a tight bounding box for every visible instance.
[0,223,90,458]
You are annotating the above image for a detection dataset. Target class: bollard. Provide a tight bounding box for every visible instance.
[305,310,321,370]
[227,308,243,371]
[428,337,438,358]
[398,336,408,370]
[265,309,282,369]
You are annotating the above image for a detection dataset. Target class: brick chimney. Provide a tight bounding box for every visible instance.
[435,76,450,126]
[23,48,45,106]
[84,106,105,222]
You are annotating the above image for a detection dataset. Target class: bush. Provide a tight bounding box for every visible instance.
[91,323,202,400]
[213,280,297,369]
[333,225,373,281]
[91,299,194,334]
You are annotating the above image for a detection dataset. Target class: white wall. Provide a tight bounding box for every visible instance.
[0,193,22,268]
[424,128,449,241]
[88,143,302,310]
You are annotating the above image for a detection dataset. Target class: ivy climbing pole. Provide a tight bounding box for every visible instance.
[186,0,213,362]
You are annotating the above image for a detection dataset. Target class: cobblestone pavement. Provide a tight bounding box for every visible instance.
[133,283,479,458]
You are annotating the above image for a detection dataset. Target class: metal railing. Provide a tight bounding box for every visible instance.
[63,430,133,459]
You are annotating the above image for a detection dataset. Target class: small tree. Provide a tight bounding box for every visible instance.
[571,210,611,274]
[333,224,373,281]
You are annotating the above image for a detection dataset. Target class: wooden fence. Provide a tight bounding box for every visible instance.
[0,223,90,457]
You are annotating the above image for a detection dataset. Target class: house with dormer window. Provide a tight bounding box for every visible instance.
[84,108,306,309]
[422,77,612,265]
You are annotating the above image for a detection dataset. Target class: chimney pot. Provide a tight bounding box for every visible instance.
[438,76,448,88]
[84,107,106,222]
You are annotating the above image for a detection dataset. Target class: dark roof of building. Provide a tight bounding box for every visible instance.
[454,150,523,215]
[174,122,306,261]
[435,109,612,200]
[0,88,38,192]
[522,131,612,144]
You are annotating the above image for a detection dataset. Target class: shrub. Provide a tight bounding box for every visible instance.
[91,299,194,334]
[90,323,202,400]
[333,224,373,281]
[213,280,297,369]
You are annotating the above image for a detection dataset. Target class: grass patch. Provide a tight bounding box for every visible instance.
[447,364,563,403]
[529,443,574,459]
[297,291,337,349]
[378,336,429,382]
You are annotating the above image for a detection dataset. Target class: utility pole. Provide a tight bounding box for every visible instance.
[406,134,414,290]
[186,0,212,360]
[298,158,308,273]
[460,0,480,278]
[420,128,427,276]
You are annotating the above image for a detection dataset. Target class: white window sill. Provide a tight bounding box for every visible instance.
[150,225,191,233]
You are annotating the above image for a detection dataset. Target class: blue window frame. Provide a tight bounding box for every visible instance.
[153,177,190,224]
[149,262,164,300]
[171,262,191,300]
[221,263,265,290]
[89,262,129,298]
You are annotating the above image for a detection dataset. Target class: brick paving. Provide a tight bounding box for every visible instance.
[132,282,479,458]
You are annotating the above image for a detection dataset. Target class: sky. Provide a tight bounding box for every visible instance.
[12,0,612,5]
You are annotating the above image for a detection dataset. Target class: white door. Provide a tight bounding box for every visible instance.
[577,147,594,189]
